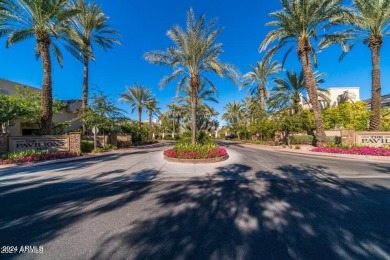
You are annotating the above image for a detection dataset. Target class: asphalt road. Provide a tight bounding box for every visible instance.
[1,143,390,259]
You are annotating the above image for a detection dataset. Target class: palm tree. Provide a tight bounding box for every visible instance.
[68,0,120,134]
[320,0,390,131]
[145,9,238,144]
[1,0,78,134]
[222,101,246,138]
[242,96,258,124]
[167,102,182,138]
[175,81,220,132]
[241,58,281,111]
[269,70,328,114]
[120,83,153,129]
[145,97,160,126]
[260,0,349,146]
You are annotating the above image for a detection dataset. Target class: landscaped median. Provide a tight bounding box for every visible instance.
[0,150,80,165]
[163,143,229,163]
[311,146,390,156]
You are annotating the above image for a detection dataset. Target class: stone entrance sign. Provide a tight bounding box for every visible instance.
[8,133,81,153]
[356,132,390,147]
[9,136,69,153]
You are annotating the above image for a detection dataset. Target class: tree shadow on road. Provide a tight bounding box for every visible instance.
[0,172,155,250]
[91,165,390,259]
[369,163,390,175]
[1,163,390,259]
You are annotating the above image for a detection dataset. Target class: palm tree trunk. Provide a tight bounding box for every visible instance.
[172,115,175,138]
[190,74,199,144]
[149,111,152,126]
[137,106,141,142]
[298,39,326,146]
[369,37,382,131]
[138,106,142,129]
[259,82,265,111]
[82,55,89,134]
[293,93,300,114]
[37,35,53,135]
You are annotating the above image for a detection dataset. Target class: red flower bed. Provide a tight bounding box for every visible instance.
[164,147,227,159]
[311,146,390,156]
[0,151,80,165]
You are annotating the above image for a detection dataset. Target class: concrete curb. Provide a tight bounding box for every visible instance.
[164,155,229,164]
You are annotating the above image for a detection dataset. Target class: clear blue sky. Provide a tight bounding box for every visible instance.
[0,0,389,123]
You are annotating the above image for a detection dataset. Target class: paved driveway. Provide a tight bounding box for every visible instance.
[1,143,390,259]
[0,142,389,185]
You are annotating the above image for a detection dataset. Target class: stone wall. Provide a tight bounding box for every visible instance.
[69,133,81,153]
[324,130,341,137]
[341,129,355,146]
[117,135,132,148]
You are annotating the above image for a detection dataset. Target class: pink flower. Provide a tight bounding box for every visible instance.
[311,146,390,156]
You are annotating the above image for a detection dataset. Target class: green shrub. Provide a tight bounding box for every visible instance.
[1,150,46,160]
[104,144,117,150]
[178,131,212,144]
[253,140,261,144]
[325,136,341,146]
[290,135,314,145]
[118,141,131,148]
[81,140,94,153]
[197,131,211,144]
[92,148,104,153]
[295,145,301,149]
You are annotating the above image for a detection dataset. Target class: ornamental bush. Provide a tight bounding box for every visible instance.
[164,143,227,159]
[290,135,314,145]
[0,150,80,165]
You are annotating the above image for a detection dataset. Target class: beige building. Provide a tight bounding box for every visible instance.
[0,78,82,136]
[302,87,360,110]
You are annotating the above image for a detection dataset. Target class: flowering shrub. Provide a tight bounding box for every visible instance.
[164,143,228,159]
[0,150,80,165]
[311,146,390,156]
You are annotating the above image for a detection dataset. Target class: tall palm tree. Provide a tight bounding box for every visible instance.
[269,70,328,114]
[120,83,152,129]
[222,101,246,130]
[1,0,78,134]
[145,9,238,144]
[68,0,120,134]
[242,96,259,124]
[320,0,390,131]
[167,102,183,138]
[241,58,281,111]
[260,0,349,146]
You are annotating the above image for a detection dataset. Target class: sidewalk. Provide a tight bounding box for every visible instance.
[239,143,390,163]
